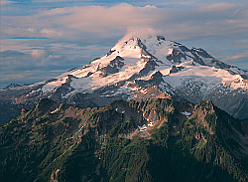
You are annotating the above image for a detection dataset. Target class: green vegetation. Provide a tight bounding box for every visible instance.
[108,118,135,137]
[0,98,248,182]
[101,137,152,182]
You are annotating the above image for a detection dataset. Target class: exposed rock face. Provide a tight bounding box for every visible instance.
[166,49,187,63]
[1,35,248,124]
[150,71,163,85]
[169,66,184,74]
[107,49,116,56]
[1,98,247,182]
[4,83,21,89]
[139,59,158,76]
[99,56,124,77]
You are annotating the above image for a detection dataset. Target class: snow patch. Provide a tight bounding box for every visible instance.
[51,108,59,114]
[167,48,173,55]
[74,125,84,135]
[62,77,93,99]
[138,124,147,131]
[42,76,68,94]
[181,111,191,118]
[148,122,153,127]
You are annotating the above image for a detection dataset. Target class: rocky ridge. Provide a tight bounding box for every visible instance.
[1,35,248,124]
[1,98,248,181]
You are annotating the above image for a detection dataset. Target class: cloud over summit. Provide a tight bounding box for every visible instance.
[4,2,247,41]
[1,1,247,87]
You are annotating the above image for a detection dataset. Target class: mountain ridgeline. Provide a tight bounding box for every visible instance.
[1,35,248,124]
[1,98,248,182]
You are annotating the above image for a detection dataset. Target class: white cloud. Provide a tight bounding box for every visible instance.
[31,49,46,58]
[1,2,248,87]
[4,2,246,42]
[225,53,248,61]
[117,27,163,44]
[1,0,16,5]
[40,29,63,38]
[196,3,237,12]
[32,0,88,2]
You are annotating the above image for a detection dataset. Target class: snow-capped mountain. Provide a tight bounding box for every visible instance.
[1,35,248,120]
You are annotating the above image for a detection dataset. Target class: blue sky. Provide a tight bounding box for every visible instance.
[1,0,247,88]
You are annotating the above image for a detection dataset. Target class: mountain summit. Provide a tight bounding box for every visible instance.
[1,35,248,123]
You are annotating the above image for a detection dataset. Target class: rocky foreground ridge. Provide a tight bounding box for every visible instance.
[0,98,248,181]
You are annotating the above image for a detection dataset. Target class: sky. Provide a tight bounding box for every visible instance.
[1,0,247,88]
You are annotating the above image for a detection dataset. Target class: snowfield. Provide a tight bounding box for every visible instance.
[38,36,248,99]
[4,35,248,119]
